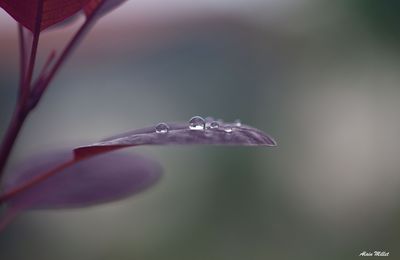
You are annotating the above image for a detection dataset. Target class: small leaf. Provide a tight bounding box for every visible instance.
[1,151,162,210]
[83,0,127,18]
[0,0,90,32]
[75,120,277,158]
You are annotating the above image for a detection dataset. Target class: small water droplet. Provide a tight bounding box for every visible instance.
[224,126,233,133]
[234,119,241,127]
[189,116,205,130]
[205,117,214,129]
[155,123,169,134]
[209,121,219,129]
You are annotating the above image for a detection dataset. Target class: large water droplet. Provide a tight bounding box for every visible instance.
[224,126,233,133]
[209,121,219,129]
[189,116,205,130]
[155,123,169,134]
[234,119,242,127]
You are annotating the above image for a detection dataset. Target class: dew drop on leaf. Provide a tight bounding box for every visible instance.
[209,121,220,129]
[234,119,242,127]
[74,119,277,158]
[155,123,169,134]
[224,127,233,133]
[189,116,205,131]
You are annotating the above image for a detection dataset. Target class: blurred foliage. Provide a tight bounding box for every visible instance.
[347,0,400,43]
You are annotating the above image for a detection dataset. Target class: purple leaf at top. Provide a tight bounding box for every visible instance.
[74,118,277,158]
[1,150,162,210]
[0,0,90,32]
[83,0,127,19]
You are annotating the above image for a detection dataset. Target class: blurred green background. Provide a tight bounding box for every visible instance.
[1,0,400,259]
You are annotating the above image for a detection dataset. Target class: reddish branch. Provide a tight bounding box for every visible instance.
[0,1,106,197]
[17,24,26,98]
[0,0,43,179]
[0,159,76,204]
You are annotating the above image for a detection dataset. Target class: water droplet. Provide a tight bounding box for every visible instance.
[224,126,233,133]
[155,123,169,134]
[209,121,219,129]
[189,116,205,130]
[205,117,214,129]
[234,119,241,127]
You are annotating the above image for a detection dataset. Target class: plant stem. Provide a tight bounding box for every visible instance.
[18,24,26,99]
[0,105,28,182]
[0,1,43,182]
[21,0,43,104]
[0,206,20,232]
[0,24,30,179]
[0,0,106,194]
[32,1,106,105]
[0,159,76,204]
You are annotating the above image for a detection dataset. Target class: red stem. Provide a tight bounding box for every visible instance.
[0,1,43,183]
[0,159,76,204]
[0,1,106,200]
[40,50,57,77]
[0,25,29,180]
[21,0,43,104]
[0,106,28,182]
[32,1,106,105]
[18,24,26,98]
[0,206,20,232]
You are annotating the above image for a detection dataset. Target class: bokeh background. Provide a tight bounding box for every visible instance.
[1,0,400,259]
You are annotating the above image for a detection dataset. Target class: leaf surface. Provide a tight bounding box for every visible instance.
[0,0,90,31]
[1,151,162,210]
[75,121,277,158]
[83,0,127,18]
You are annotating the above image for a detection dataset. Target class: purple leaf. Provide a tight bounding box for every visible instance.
[1,150,162,210]
[75,119,277,158]
[45,10,82,31]
[83,0,127,18]
[0,0,90,32]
